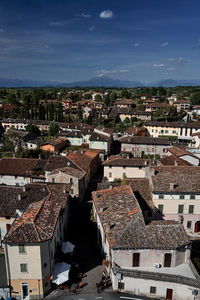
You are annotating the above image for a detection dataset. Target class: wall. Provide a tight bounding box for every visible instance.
[0,175,31,186]
[112,248,187,268]
[104,165,146,181]
[90,141,109,154]
[111,270,200,300]
[0,217,15,240]
[152,193,200,234]
[121,142,169,158]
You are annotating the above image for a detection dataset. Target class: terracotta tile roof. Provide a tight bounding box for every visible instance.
[160,155,192,166]
[4,183,69,244]
[49,166,85,179]
[89,132,111,142]
[150,166,200,193]
[93,185,189,250]
[45,156,81,172]
[41,137,67,147]
[174,100,191,104]
[120,136,170,145]
[68,150,99,173]
[125,126,147,136]
[97,178,155,211]
[95,126,113,134]
[103,156,154,167]
[146,103,170,108]
[0,183,49,217]
[0,158,44,176]
[145,121,200,128]
[168,146,199,159]
[115,98,133,105]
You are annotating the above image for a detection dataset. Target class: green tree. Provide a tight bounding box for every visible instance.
[48,122,60,136]
[83,93,92,100]
[6,93,18,105]
[25,124,41,136]
[95,94,103,102]
[191,92,200,105]
[109,91,117,104]
[119,89,130,99]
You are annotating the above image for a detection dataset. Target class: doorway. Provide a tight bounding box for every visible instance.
[21,282,29,299]
[166,288,173,300]
[164,253,172,267]
[195,221,200,233]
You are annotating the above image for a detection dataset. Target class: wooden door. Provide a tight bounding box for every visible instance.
[6,224,11,232]
[166,288,173,300]
[132,253,140,267]
[164,253,172,267]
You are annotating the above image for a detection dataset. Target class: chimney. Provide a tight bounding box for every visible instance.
[63,187,66,193]
[174,160,178,166]
[99,207,103,213]
[38,154,41,160]
[109,185,112,189]
[23,186,26,193]
[170,182,175,190]
[106,222,111,231]
[18,194,21,201]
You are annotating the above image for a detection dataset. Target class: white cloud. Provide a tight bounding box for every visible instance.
[76,13,91,18]
[161,42,168,47]
[49,21,63,26]
[81,13,91,18]
[99,10,114,19]
[88,26,95,31]
[134,43,140,47]
[166,67,175,71]
[153,64,164,68]
[96,68,128,76]
[0,28,4,32]
[168,57,184,64]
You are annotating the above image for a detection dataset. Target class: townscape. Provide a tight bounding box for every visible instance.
[0,86,200,300]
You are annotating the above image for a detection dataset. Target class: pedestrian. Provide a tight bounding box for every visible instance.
[71,283,77,295]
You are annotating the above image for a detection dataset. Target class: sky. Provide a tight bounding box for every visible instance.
[1,0,200,83]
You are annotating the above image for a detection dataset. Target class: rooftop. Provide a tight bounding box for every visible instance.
[103,155,154,167]
[0,158,45,176]
[93,185,189,250]
[150,166,200,193]
[120,136,170,145]
[4,183,69,244]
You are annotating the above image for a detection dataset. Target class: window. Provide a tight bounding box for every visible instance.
[123,166,126,169]
[109,166,112,169]
[122,173,126,177]
[20,264,28,273]
[109,172,112,178]
[71,189,73,195]
[165,130,168,133]
[189,205,194,214]
[172,130,176,134]
[19,245,26,254]
[150,287,156,294]
[190,194,195,200]
[152,129,154,133]
[158,204,163,213]
[180,195,185,199]
[132,253,140,267]
[159,194,164,199]
[187,221,192,228]
[118,282,124,290]
[52,178,55,183]
[178,205,184,214]
[15,176,18,179]
[70,178,73,184]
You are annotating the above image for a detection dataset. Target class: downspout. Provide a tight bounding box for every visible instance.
[4,243,11,298]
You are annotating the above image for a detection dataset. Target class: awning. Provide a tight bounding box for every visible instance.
[52,262,71,285]
[61,241,75,254]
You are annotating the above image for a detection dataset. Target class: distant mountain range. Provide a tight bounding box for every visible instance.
[1,76,200,88]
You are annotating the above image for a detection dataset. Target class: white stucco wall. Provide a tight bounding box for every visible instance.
[104,165,146,181]
[0,175,31,186]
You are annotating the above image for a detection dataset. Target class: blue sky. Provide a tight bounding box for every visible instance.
[1,0,200,83]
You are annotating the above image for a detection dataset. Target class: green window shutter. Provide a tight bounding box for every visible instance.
[158,204,163,213]
[178,205,184,214]
[189,205,194,214]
